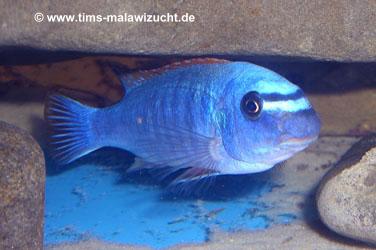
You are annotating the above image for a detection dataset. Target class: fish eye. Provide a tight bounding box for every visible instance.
[241,91,263,120]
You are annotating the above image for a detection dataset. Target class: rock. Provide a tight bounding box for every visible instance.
[317,135,376,245]
[0,121,45,250]
[0,0,375,61]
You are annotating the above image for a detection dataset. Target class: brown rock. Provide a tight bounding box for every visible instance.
[0,121,45,250]
[317,135,376,245]
[0,0,375,61]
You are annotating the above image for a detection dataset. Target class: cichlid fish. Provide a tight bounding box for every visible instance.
[46,58,320,189]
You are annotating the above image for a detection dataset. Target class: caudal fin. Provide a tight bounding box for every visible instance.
[45,94,99,165]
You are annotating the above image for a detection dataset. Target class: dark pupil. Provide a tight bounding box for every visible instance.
[241,91,262,119]
[245,99,259,113]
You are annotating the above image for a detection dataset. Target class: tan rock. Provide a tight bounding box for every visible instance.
[317,135,376,245]
[0,121,45,250]
[0,0,375,61]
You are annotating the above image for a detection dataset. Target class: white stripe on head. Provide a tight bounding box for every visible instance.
[254,80,299,95]
[263,97,311,112]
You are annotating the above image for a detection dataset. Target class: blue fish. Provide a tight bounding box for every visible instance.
[46,58,320,190]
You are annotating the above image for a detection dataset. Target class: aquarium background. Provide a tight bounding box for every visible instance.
[0,52,375,250]
[0,31,376,249]
[41,55,376,248]
[1,1,375,248]
[0,51,374,249]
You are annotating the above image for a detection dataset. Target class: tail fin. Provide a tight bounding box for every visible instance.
[45,94,100,165]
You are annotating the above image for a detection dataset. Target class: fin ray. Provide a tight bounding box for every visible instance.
[45,94,100,165]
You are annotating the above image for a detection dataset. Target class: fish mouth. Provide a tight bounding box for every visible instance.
[279,135,318,147]
[258,136,318,165]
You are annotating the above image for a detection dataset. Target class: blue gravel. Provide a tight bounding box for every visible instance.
[44,148,295,249]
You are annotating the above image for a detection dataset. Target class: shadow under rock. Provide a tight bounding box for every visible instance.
[2,47,375,95]
[30,114,49,149]
[0,46,89,65]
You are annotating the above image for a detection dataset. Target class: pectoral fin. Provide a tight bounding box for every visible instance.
[133,125,223,171]
[127,125,224,194]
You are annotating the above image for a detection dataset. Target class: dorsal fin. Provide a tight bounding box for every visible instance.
[115,58,230,91]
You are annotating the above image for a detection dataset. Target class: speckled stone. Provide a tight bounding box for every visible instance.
[0,0,375,61]
[317,135,376,245]
[0,121,45,250]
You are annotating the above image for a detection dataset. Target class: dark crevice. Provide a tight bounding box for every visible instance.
[0,47,375,96]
